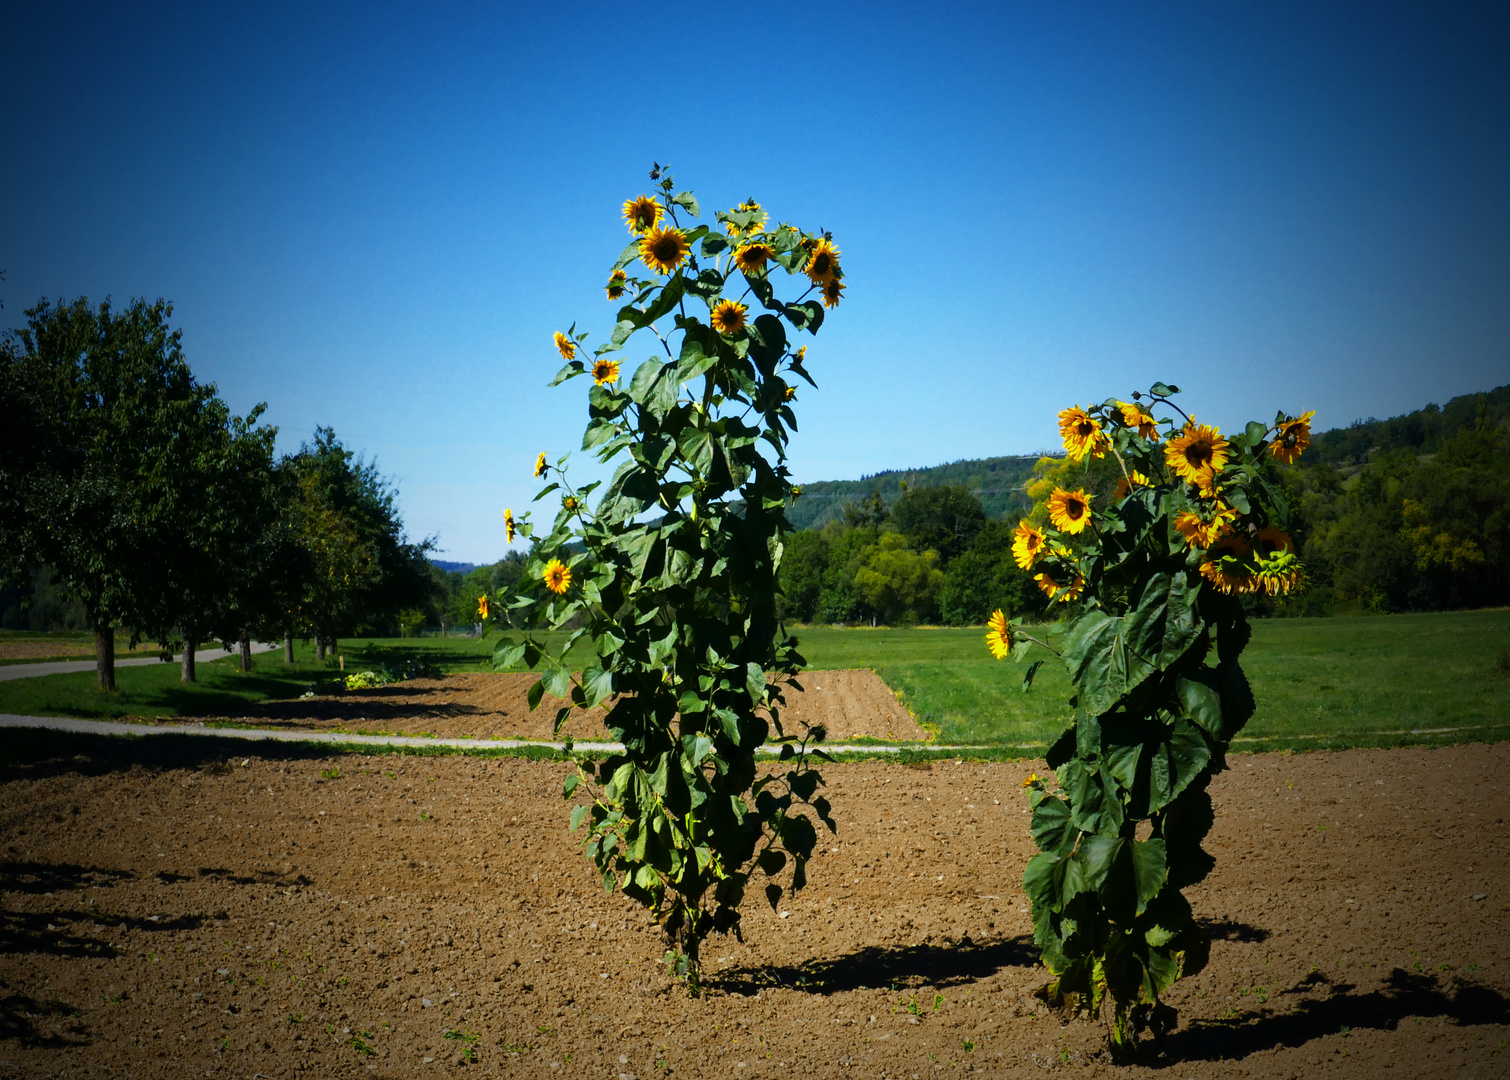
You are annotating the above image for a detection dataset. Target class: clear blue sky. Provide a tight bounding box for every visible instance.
[4,1,1507,563]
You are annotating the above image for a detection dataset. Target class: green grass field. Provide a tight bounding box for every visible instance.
[793,609,1510,752]
[1,612,1506,754]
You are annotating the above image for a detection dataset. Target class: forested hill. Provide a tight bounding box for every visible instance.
[788,455,1041,530]
[1308,384,1509,465]
[786,384,1510,531]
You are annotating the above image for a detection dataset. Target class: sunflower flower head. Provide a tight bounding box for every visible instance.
[562,494,579,512]
[1035,570,1085,603]
[711,299,748,336]
[1165,421,1230,491]
[1022,772,1043,790]
[477,595,489,621]
[1011,521,1045,570]
[533,452,548,479]
[1173,501,1239,548]
[1199,533,1253,594]
[1269,410,1316,465]
[1253,540,1305,596]
[1047,487,1094,535]
[592,358,621,386]
[821,277,845,309]
[1254,526,1294,558]
[1057,406,1110,462]
[1113,470,1153,500]
[605,269,628,301]
[553,331,576,361]
[622,195,663,235]
[732,242,774,276]
[1117,401,1161,440]
[985,608,1014,660]
[783,385,796,401]
[503,507,516,543]
[724,199,768,237]
[804,237,841,284]
[542,558,572,595]
[639,226,690,275]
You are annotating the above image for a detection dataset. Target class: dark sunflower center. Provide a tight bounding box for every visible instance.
[652,237,679,261]
[1065,499,1085,519]
[1076,421,1095,439]
[1184,441,1212,468]
[812,253,833,275]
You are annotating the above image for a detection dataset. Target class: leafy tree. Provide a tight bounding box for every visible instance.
[852,532,944,624]
[776,528,828,622]
[891,483,985,563]
[817,520,880,624]
[939,521,1048,625]
[285,428,434,652]
[2,297,236,688]
[841,487,890,527]
[136,403,279,681]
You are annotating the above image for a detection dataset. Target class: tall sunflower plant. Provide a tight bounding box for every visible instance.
[987,382,1312,1059]
[490,167,846,991]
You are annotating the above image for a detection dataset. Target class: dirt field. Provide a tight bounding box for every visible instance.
[0,641,96,661]
[3,735,1508,1079]
[179,670,930,744]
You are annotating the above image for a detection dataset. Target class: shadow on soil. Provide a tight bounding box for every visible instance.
[0,860,217,967]
[0,993,90,1049]
[0,728,367,780]
[709,933,1038,996]
[1155,967,1510,1066]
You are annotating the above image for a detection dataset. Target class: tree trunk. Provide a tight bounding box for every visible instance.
[181,637,197,683]
[284,629,294,664]
[316,636,326,662]
[239,635,252,672]
[95,625,116,691]
[328,634,336,661]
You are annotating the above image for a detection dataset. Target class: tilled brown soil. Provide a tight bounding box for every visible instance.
[2,740,1509,1079]
[179,670,928,744]
[0,641,97,661]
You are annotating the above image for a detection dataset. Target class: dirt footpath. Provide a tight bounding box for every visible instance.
[2,740,1509,1079]
[181,669,930,743]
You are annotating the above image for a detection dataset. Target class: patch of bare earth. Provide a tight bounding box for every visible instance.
[175,669,929,744]
[2,742,1508,1078]
[0,641,97,661]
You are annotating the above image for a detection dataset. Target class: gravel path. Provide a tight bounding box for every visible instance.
[0,641,278,681]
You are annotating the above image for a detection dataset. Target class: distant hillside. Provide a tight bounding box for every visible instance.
[782,383,1509,531]
[1308,384,1509,465]
[430,559,479,576]
[789,455,1042,530]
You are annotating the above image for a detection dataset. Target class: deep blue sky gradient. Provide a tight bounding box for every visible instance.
[4,1,1507,561]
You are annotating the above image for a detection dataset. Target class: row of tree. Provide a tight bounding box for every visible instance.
[777,386,1510,624]
[0,296,435,686]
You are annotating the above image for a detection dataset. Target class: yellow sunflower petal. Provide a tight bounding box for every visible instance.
[542,558,572,595]
[1047,488,1093,535]
[622,195,663,235]
[639,226,690,275]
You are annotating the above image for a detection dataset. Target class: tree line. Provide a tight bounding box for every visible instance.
[778,384,1510,625]
[0,296,435,687]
